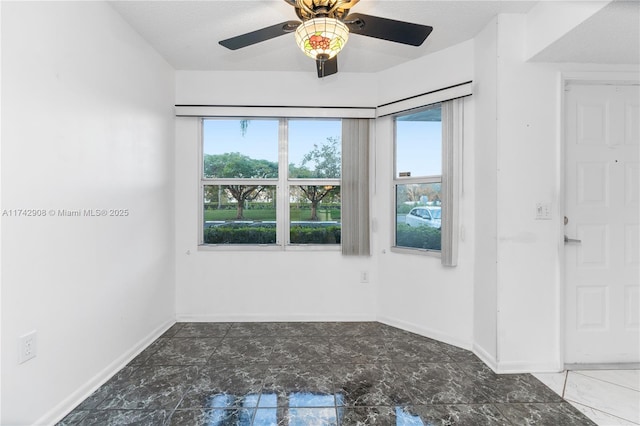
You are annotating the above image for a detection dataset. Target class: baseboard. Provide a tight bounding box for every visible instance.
[472,342,498,372]
[376,315,472,351]
[36,318,176,426]
[471,344,563,374]
[494,360,565,374]
[564,362,640,371]
[175,313,377,323]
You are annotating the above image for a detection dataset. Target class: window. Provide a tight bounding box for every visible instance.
[201,118,341,247]
[288,119,341,245]
[392,98,464,265]
[393,104,443,253]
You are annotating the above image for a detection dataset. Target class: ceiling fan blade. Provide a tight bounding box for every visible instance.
[317,56,338,78]
[219,21,301,50]
[345,13,432,46]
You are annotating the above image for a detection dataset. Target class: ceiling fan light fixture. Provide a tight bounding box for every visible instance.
[294,17,349,61]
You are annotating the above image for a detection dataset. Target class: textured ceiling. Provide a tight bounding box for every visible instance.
[109,0,536,73]
[530,0,640,64]
[109,0,639,74]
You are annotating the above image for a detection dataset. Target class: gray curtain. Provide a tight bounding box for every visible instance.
[341,118,371,256]
[441,98,463,266]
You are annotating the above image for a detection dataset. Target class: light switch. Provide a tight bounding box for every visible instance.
[535,202,552,220]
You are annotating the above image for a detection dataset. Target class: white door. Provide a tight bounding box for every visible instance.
[564,82,640,364]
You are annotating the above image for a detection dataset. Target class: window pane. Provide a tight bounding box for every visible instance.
[288,119,341,178]
[203,185,277,244]
[289,185,341,244]
[395,105,442,178]
[203,119,279,178]
[395,183,441,251]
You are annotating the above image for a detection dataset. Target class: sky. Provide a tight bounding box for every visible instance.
[395,120,442,177]
[203,119,341,167]
[202,117,442,177]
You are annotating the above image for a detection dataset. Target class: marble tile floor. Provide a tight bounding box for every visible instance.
[58,322,596,425]
[534,369,640,425]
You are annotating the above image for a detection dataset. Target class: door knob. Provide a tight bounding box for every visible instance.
[564,235,582,244]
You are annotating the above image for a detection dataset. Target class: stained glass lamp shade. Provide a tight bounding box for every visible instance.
[294,17,349,61]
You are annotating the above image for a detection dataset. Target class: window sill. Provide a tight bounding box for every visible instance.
[198,244,341,252]
[390,246,442,258]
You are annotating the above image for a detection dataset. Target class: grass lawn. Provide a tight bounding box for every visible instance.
[204,208,340,222]
[204,209,275,221]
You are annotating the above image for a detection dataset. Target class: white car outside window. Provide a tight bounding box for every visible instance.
[405,206,441,228]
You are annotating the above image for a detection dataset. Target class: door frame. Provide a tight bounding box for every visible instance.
[559,71,640,370]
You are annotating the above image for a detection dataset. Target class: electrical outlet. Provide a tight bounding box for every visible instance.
[18,331,37,364]
[360,271,369,283]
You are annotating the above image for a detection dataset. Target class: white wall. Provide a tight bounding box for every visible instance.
[493,14,563,372]
[1,2,175,424]
[376,40,474,106]
[374,111,476,349]
[373,42,476,349]
[0,3,4,422]
[176,70,379,107]
[472,17,499,366]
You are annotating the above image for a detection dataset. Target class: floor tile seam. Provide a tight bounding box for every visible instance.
[342,403,505,407]
[429,358,495,390]
[388,359,458,365]
[170,335,227,339]
[80,367,140,410]
[204,341,221,364]
[183,404,339,410]
[58,408,92,426]
[252,404,341,409]
[168,322,186,338]
[145,338,221,366]
[337,403,418,408]
[565,397,640,424]
[252,369,337,410]
[78,407,170,412]
[77,392,111,412]
[487,402,531,426]
[569,401,640,426]
[560,370,569,398]
[425,376,559,406]
[131,338,171,367]
[221,323,233,339]
[176,407,261,413]
[571,370,640,393]
[171,334,216,339]
[478,381,566,405]
[139,361,212,367]
[247,401,259,426]
[163,380,195,426]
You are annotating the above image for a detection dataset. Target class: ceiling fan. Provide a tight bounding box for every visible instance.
[219,0,433,78]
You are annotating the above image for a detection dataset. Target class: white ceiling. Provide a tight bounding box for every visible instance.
[109,0,639,74]
[530,0,640,64]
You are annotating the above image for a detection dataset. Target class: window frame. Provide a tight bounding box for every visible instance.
[391,103,444,257]
[198,117,342,251]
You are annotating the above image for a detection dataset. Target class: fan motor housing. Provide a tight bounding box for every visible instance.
[291,0,359,21]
